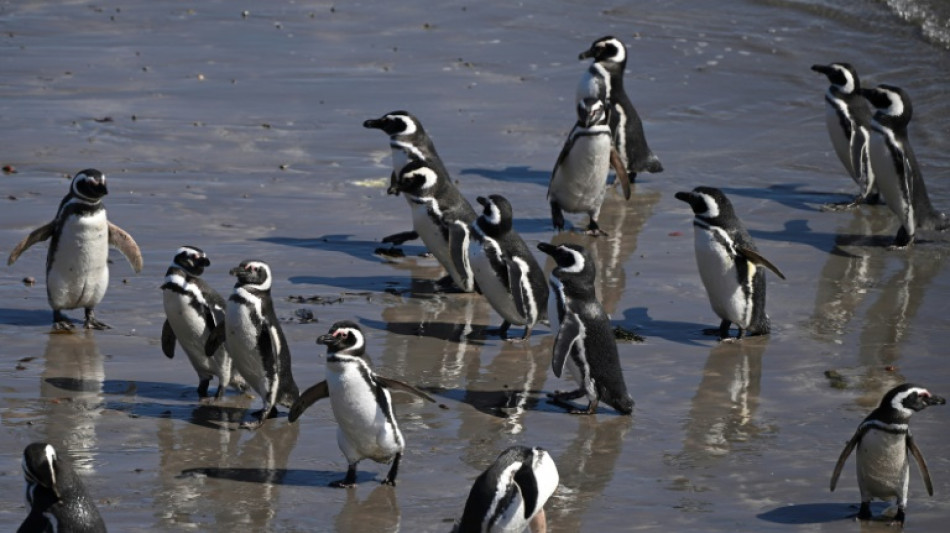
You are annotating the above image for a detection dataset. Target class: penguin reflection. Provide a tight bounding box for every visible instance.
[335,484,400,533]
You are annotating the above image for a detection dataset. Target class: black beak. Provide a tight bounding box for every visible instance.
[537,242,557,256]
[810,64,833,75]
[476,196,489,207]
[578,47,594,60]
[674,191,693,203]
[926,394,947,406]
[228,266,241,276]
[317,334,338,347]
[363,117,383,129]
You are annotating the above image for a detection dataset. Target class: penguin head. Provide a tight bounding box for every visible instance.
[538,242,594,284]
[577,97,608,128]
[476,195,513,235]
[172,246,210,276]
[71,169,108,202]
[579,35,626,67]
[393,159,441,197]
[22,442,61,499]
[317,320,366,356]
[881,384,946,418]
[861,84,912,128]
[363,110,423,138]
[229,260,272,291]
[674,186,736,225]
[811,63,860,94]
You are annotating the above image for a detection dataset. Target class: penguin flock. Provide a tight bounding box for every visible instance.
[5,33,948,531]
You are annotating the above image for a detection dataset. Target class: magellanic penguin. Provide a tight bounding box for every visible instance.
[454,446,559,533]
[288,321,437,487]
[364,110,479,291]
[452,195,549,341]
[830,383,945,524]
[391,158,479,292]
[161,246,245,400]
[861,84,950,248]
[537,242,634,415]
[19,442,107,533]
[206,260,299,429]
[548,97,630,236]
[7,169,143,331]
[811,62,879,208]
[578,35,663,182]
[674,187,786,341]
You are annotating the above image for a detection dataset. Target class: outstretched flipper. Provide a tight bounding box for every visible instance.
[907,434,934,496]
[161,320,177,359]
[7,222,54,265]
[288,381,329,422]
[610,147,631,200]
[375,376,437,403]
[738,247,786,280]
[551,313,581,378]
[830,425,866,491]
[108,222,143,273]
[448,221,473,293]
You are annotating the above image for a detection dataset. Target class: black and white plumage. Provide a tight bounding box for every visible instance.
[811,62,879,207]
[161,246,245,400]
[861,84,949,248]
[206,260,299,429]
[537,242,634,415]
[548,97,629,236]
[365,110,478,291]
[452,195,549,341]
[830,384,945,524]
[454,446,559,533]
[7,169,143,331]
[288,321,435,488]
[19,442,107,533]
[674,187,785,341]
[578,35,662,182]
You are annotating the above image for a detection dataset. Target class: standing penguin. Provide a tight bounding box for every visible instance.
[861,84,949,248]
[391,159,479,292]
[288,321,436,487]
[19,442,107,533]
[830,383,945,524]
[548,97,630,236]
[454,446,559,533]
[206,260,299,429]
[364,110,478,291]
[674,187,786,341]
[537,242,634,415]
[578,35,663,182]
[161,246,245,400]
[811,62,879,207]
[452,195,549,341]
[7,169,143,330]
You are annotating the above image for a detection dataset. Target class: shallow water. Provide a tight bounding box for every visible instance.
[1,1,950,531]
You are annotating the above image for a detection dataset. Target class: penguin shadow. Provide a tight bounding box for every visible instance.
[0,307,51,326]
[757,501,890,525]
[459,166,551,187]
[334,484,400,533]
[747,219,838,253]
[257,234,427,264]
[620,307,712,347]
[717,183,846,213]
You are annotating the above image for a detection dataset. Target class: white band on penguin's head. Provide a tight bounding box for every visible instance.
[882,88,904,117]
[696,192,719,218]
[561,247,586,274]
[405,166,438,191]
[891,386,930,417]
[389,114,417,136]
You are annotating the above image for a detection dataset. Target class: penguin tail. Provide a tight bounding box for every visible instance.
[643,155,663,174]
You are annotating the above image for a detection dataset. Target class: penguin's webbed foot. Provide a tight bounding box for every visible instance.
[585,220,607,236]
[889,228,913,250]
[52,310,75,332]
[83,309,111,330]
[197,379,211,399]
[820,201,860,212]
[889,507,905,526]
[547,389,594,414]
[381,454,401,486]
[331,465,359,488]
[857,501,872,521]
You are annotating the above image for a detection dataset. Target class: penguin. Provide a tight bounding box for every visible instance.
[7,169,143,331]
[454,446,559,533]
[364,110,479,291]
[578,35,663,182]
[19,442,107,533]
[811,63,880,208]
[288,321,436,487]
[830,383,945,524]
[391,158,479,292]
[451,194,549,341]
[206,259,299,429]
[161,246,245,400]
[548,97,630,236]
[536,242,634,415]
[674,186,786,341]
[861,84,950,248]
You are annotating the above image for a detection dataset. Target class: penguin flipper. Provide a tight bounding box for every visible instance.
[7,221,54,265]
[548,134,576,200]
[609,147,631,200]
[448,222,473,292]
[506,258,531,323]
[830,425,866,491]
[161,320,177,359]
[205,324,225,358]
[107,222,144,273]
[907,434,934,496]
[738,247,786,280]
[376,376,437,403]
[851,127,872,196]
[552,313,581,378]
[288,381,329,422]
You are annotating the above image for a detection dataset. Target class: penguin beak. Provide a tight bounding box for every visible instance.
[578,46,595,60]
[363,117,384,130]
[925,394,946,407]
[228,266,241,276]
[674,191,694,204]
[317,333,339,347]
[537,242,557,256]
[810,64,833,76]
[476,196,489,207]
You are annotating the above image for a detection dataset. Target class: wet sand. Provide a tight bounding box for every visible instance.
[2,1,950,531]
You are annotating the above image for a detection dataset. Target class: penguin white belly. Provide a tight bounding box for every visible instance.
[576,65,608,102]
[47,211,110,310]
[693,228,753,328]
[163,291,220,379]
[328,367,403,463]
[225,303,266,396]
[550,135,611,214]
[868,134,913,230]
[490,498,530,533]
[470,242,523,325]
[856,430,909,502]
[825,104,855,178]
